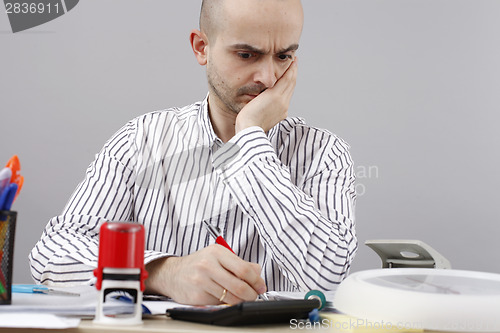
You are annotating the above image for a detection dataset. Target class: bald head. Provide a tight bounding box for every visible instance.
[200,0,303,44]
[199,0,222,43]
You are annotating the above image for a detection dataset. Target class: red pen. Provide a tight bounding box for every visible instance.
[202,220,269,301]
[203,220,235,253]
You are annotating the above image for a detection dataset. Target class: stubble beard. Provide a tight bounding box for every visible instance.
[207,64,266,116]
[207,65,243,115]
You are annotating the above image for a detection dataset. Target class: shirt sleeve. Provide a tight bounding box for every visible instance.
[212,126,357,291]
[28,120,169,286]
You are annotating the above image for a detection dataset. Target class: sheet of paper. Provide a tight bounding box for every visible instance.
[0,313,80,329]
[2,284,190,318]
[143,299,192,315]
[2,285,133,316]
[2,285,337,322]
[265,290,335,300]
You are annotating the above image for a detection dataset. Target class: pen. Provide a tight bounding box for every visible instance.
[112,295,152,315]
[202,220,269,301]
[0,183,17,211]
[0,168,12,198]
[1,155,24,209]
[203,220,235,254]
[5,155,21,185]
[1,156,23,300]
[12,284,80,297]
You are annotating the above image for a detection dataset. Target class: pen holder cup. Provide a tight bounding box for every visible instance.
[0,210,16,305]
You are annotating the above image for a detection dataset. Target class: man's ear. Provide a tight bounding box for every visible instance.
[190,29,208,66]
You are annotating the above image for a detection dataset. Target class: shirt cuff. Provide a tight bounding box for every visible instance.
[144,251,176,265]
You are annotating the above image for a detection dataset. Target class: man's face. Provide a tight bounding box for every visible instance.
[206,0,303,115]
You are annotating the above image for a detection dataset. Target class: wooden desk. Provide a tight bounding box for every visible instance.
[0,315,466,333]
[0,316,298,333]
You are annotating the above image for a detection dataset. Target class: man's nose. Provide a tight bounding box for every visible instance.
[253,58,278,89]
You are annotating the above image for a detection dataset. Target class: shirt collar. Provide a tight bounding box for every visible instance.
[197,93,306,147]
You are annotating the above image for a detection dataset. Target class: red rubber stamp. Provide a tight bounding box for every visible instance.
[93,222,148,325]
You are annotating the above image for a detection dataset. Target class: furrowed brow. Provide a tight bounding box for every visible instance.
[229,44,266,55]
[277,44,299,54]
[229,43,299,55]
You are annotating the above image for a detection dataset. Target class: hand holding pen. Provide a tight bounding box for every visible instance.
[203,220,269,301]
[144,232,266,306]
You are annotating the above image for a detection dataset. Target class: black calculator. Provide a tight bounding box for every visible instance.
[166,299,320,326]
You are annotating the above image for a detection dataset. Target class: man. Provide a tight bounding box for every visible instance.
[30,0,357,306]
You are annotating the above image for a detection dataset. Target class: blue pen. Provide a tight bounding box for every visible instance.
[3,183,18,210]
[113,295,152,315]
[0,183,17,211]
[12,284,80,297]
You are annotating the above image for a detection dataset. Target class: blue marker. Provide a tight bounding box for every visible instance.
[0,183,17,211]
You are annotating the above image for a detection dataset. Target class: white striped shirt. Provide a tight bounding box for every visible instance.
[29,96,357,292]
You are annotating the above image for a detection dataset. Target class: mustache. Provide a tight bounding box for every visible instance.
[237,84,267,96]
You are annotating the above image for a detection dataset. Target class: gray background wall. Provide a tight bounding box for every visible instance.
[1,0,499,284]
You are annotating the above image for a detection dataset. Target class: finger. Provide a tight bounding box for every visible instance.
[201,247,262,301]
[219,255,264,291]
[221,291,242,305]
[282,58,298,95]
[251,262,262,275]
[218,255,266,297]
[282,56,298,77]
[202,269,248,305]
[211,262,260,301]
[204,279,244,305]
[212,284,245,305]
[282,57,298,82]
[250,262,267,294]
[273,58,298,96]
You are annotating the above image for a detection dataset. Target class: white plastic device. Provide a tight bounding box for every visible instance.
[334,268,500,332]
[365,239,451,269]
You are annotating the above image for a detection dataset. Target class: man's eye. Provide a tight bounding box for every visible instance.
[278,54,293,61]
[238,53,253,59]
